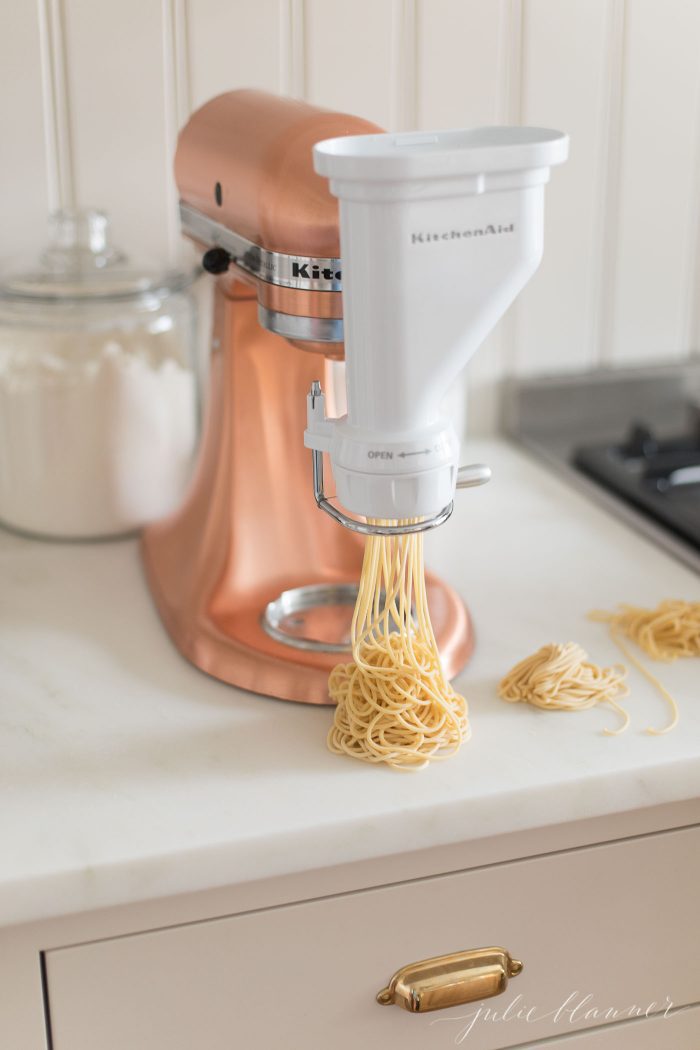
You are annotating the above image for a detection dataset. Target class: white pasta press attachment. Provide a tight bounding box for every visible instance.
[305,126,568,532]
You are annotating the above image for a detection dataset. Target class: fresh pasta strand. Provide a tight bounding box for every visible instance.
[589,600,700,661]
[498,642,630,736]
[589,600,700,735]
[328,521,469,770]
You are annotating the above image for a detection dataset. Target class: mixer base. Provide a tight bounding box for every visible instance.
[142,555,473,706]
[262,582,372,653]
[139,284,473,705]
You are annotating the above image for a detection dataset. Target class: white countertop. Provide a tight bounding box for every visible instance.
[1,439,698,927]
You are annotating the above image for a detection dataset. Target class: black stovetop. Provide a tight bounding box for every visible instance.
[573,415,700,552]
[504,364,700,574]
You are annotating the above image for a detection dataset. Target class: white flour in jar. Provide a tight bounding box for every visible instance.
[0,335,196,538]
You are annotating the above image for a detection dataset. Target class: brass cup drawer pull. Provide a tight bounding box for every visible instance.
[376,946,523,1014]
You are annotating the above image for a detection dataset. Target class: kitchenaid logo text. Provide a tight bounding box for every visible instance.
[291,262,341,281]
[411,223,514,244]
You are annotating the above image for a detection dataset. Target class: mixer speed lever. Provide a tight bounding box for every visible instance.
[456,463,491,489]
[202,247,232,274]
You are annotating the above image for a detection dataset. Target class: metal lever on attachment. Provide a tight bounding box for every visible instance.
[457,462,492,488]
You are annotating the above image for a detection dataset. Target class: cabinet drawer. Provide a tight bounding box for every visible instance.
[542,1003,700,1048]
[45,826,700,1050]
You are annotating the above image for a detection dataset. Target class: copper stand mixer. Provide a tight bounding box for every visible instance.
[142,90,567,705]
[141,91,472,704]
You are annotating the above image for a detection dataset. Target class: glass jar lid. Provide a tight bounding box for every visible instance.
[0,209,195,304]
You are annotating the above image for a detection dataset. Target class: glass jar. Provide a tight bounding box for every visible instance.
[0,210,199,540]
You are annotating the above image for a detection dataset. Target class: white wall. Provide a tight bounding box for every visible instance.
[2,0,700,432]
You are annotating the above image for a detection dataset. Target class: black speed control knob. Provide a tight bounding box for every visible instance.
[202,247,232,275]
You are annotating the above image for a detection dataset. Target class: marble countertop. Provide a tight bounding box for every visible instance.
[1,439,699,927]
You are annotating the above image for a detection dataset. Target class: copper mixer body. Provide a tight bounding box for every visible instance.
[141,90,472,704]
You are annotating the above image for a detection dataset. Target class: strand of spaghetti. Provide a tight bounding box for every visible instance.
[601,693,631,737]
[589,600,700,661]
[608,627,678,736]
[588,600,699,735]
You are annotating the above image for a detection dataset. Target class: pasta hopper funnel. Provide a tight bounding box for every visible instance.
[305,126,568,530]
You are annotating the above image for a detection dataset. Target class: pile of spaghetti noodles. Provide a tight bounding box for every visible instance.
[499,599,700,736]
[328,523,469,770]
[589,599,700,734]
[498,642,631,735]
[589,599,700,663]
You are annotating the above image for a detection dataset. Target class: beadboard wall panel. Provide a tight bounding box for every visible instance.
[516,0,611,377]
[610,0,700,365]
[0,3,51,259]
[61,0,173,264]
[415,0,503,130]
[3,0,700,433]
[187,0,282,111]
[305,1,395,128]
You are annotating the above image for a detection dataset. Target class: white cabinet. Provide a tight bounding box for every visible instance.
[44,825,700,1050]
[544,1005,700,1047]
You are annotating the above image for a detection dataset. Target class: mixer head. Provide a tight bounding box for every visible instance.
[174,89,378,358]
